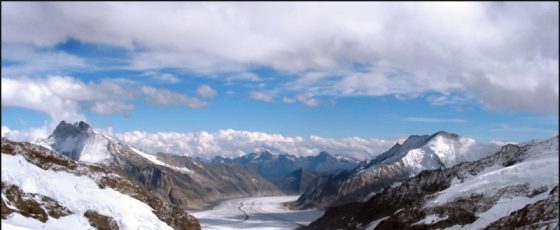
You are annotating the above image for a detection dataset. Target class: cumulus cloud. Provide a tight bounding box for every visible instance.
[116,129,396,160]
[2,2,558,112]
[1,76,208,125]
[197,85,218,98]
[250,91,275,102]
[1,125,49,142]
[140,86,207,108]
[1,76,128,123]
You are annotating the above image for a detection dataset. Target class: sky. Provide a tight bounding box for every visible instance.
[1,2,558,159]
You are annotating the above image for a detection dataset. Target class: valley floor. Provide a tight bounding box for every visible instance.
[191,196,324,230]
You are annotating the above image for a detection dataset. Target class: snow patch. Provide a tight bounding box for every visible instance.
[429,146,558,207]
[2,212,88,230]
[462,191,550,229]
[1,154,173,230]
[413,214,447,225]
[130,147,193,173]
[364,216,389,230]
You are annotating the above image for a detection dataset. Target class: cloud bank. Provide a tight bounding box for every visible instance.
[1,76,208,124]
[2,2,558,113]
[115,129,396,160]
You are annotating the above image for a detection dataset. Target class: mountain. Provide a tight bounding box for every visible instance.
[1,138,200,229]
[294,131,500,209]
[271,168,320,194]
[303,136,559,229]
[41,121,282,210]
[210,150,360,194]
[211,151,360,178]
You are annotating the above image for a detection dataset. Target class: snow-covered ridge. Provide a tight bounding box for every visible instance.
[130,147,193,173]
[296,131,503,209]
[46,121,196,174]
[0,139,200,229]
[2,153,174,230]
[305,136,559,229]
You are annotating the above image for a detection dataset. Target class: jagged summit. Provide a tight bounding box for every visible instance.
[51,120,92,138]
[48,120,111,163]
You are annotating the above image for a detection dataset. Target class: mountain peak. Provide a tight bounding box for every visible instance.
[317,151,334,158]
[52,120,92,138]
[431,130,460,140]
[48,120,111,163]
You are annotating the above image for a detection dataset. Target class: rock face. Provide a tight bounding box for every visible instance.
[303,136,559,230]
[294,131,496,209]
[271,168,320,194]
[1,138,201,230]
[45,121,111,163]
[44,121,282,210]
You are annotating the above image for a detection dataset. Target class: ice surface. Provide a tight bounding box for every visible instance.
[191,196,324,230]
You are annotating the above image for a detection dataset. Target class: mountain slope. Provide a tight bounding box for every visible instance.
[304,136,559,229]
[1,138,200,230]
[43,121,281,210]
[271,168,320,194]
[295,131,499,209]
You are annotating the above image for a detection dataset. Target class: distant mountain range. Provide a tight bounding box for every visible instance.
[210,150,361,194]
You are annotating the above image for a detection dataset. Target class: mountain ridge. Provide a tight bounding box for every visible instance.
[42,120,283,210]
[303,136,559,229]
[294,131,499,209]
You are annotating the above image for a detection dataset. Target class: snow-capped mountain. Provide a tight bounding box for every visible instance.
[210,151,360,180]
[210,150,361,194]
[1,138,200,230]
[295,131,500,209]
[304,136,559,229]
[39,121,282,210]
[38,121,112,163]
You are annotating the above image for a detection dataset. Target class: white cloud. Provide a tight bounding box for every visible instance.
[116,129,395,160]
[3,76,94,123]
[489,140,517,146]
[90,101,135,115]
[197,85,218,98]
[296,94,319,107]
[283,97,296,104]
[250,91,275,102]
[227,72,262,82]
[1,125,49,142]
[404,117,467,123]
[141,86,207,108]
[142,71,180,83]
[1,76,208,125]
[2,2,558,113]
[1,44,88,76]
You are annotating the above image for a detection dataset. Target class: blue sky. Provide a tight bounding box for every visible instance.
[1,2,558,158]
